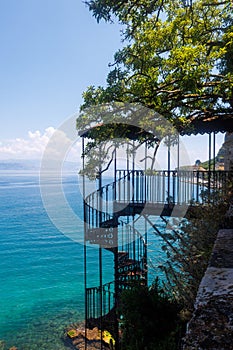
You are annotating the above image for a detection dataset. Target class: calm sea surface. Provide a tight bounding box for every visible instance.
[0,171,105,349]
[0,171,165,350]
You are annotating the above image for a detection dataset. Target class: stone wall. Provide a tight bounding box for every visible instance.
[182,229,233,349]
[223,133,233,171]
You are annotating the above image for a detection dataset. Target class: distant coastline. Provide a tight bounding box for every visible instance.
[0,159,78,172]
[0,159,40,171]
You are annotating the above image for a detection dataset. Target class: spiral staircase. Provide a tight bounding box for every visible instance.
[82,167,231,350]
[84,172,148,343]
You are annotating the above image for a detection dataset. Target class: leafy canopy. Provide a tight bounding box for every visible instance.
[78,0,233,135]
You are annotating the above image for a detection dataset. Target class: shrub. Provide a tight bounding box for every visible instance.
[119,280,184,350]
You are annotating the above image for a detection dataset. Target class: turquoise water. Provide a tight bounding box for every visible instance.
[0,171,167,350]
[0,171,108,349]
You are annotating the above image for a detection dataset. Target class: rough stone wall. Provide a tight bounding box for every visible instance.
[224,133,233,171]
[182,229,233,349]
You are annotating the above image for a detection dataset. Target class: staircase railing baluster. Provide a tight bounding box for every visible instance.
[84,169,233,334]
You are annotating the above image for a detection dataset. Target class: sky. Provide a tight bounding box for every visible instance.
[0,0,225,166]
[0,1,122,144]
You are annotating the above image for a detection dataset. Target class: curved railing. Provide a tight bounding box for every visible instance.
[85,220,147,327]
[84,170,133,233]
[115,170,230,204]
[117,220,147,289]
[86,281,115,321]
[84,170,232,333]
[84,170,231,234]
[117,220,146,261]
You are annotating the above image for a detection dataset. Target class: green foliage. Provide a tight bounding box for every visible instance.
[79,0,233,135]
[85,0,163,27]
[199,157,217,170]
[78,1,233,176]
[119,280,184,350]
[158,196,229,310]
[77,103,178,178]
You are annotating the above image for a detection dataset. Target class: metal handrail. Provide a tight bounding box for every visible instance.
[118,220,146,263]
[115,170,231,205]
[84,170,232,231]
[86,281,115,320]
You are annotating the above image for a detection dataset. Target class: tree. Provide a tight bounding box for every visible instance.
[78,0,233,135]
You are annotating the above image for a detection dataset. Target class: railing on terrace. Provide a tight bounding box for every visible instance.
[84,170,231,230]
[116,170,230,204]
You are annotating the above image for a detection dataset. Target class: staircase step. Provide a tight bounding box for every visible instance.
[118,259,142,274]
[118,251,129,263]
[118,274,147,289]
[100,218,118,228]
[86,228,117,247]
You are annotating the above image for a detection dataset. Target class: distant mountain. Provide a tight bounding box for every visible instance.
[0,159,78,172]
[0,159,40,170]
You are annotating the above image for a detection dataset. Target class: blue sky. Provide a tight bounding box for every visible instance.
[0,0,122,138]
[0,0,225,164]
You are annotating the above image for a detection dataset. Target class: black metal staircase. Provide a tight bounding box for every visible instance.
[84,173,149,345]
[83,168,232,349]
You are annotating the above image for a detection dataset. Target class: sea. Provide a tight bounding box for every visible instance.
[0,171,167,350]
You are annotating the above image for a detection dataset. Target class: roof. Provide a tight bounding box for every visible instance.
[79,122,159,141]
[183,115,233,135]
[78,116,233,141]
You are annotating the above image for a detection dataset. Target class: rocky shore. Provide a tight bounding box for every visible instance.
[64,323,111,350]
[0,342,18,350]
[1,323,111,350]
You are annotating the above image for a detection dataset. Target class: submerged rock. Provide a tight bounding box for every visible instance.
[65,324,111,350]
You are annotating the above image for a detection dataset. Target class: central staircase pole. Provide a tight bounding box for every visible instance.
[98,150,103,349]
[113,147,120,350]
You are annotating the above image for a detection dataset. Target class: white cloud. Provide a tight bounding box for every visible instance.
[0,126,82,167]
[0,127,225,170]
[0,127,61,160]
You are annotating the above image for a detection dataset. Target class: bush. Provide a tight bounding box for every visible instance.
[119,280,184,350]
[159,198,229,310]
